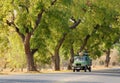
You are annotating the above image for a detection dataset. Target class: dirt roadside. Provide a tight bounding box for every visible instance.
[0,66,120,75]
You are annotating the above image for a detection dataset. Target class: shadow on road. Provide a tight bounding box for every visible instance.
[0,69,120,83]
[0,79,101,83]
[68,68,120,77]
[63,81,101,83]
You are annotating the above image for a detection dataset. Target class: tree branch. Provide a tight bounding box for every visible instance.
[55,33,67,51]
[92,24,100,34]
[51,0,57,6]
[70,19,81,29]
[70,16,77,23]
[31,49,38,55]
[55,18,81,52]
[79,24,100,52]
[33,9,44,32]
[33,0,58,33]
[19,4,29,13]
[79,34,90,52]
[6,20,25,42]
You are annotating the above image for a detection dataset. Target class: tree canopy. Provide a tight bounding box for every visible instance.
[0,0,120,71]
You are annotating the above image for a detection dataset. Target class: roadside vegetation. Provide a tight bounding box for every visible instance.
[0,0,120,72]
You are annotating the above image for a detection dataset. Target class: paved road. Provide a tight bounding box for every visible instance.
[0,68,120,83]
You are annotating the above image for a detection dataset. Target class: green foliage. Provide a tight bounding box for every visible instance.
[62,0,120,60]
[0,26,26,68]
[60,0,73,6]
[0,32,9,57]
[0,0,120,69]
[7,32,26,68]
[34,51,51,67]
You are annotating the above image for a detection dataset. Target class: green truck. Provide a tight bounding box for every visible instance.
[72,55,92,72]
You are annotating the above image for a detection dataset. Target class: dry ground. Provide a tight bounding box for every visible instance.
[0,65,120,75]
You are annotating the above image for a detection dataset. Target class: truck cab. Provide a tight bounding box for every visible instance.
[72,55,92,72]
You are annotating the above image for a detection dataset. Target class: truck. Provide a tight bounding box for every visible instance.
[72,55,92,72]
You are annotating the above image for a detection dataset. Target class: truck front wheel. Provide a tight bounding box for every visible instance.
[84,66,87,72]
[88,67,91,72]
[73,69,75,72]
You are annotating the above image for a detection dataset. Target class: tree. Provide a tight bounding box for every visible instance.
[53,18,80,70]
[62,0,120,68]
[1,0,59,71]
[78,0,120,56]
[1,0,120,71]
[1,0,81,71]
[45,1,81,70]
[92,0,120,67]
[49,18,80,70]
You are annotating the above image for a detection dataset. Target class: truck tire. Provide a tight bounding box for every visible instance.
[73,69,75,72]
[84,66,87,72]
[88,67,91,72]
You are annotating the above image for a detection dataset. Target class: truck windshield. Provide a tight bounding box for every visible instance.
[74,56,87,61]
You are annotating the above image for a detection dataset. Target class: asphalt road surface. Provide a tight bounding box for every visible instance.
[0,68,120,83]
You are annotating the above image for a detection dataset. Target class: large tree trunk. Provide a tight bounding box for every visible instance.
[54,33,67,71]
[67,44,74,70]
[53,19,81,71]
[105,48,111,67]
[24,33,37,71]
[54,51,60,71]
